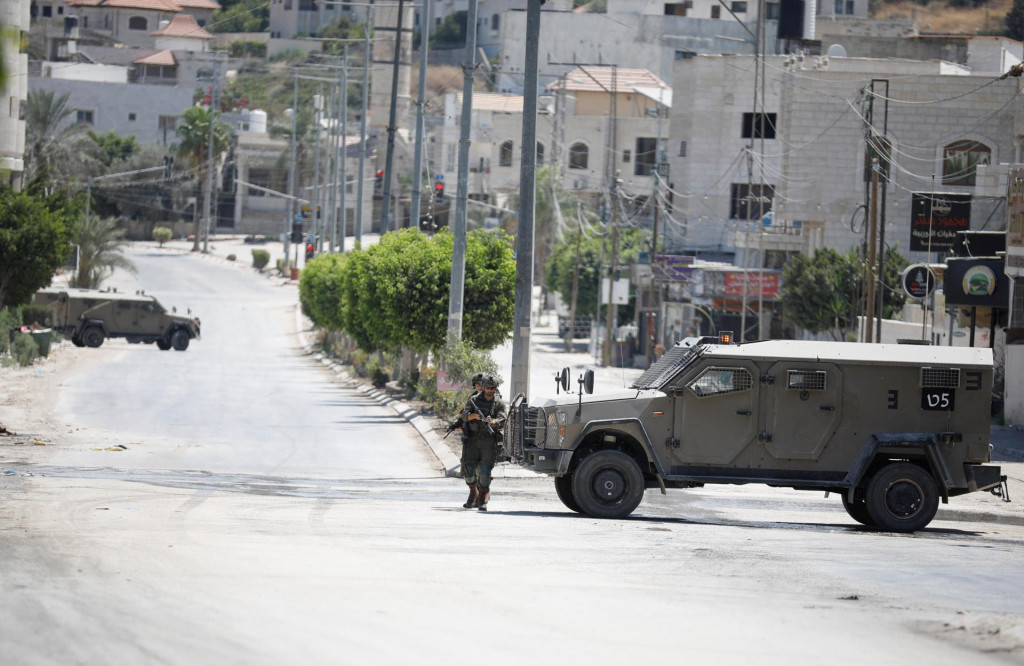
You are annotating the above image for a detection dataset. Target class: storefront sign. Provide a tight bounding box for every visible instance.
[910,193,971,252]
[901,263,936,300]
[943,257,1009,308]
[723,272,780,300]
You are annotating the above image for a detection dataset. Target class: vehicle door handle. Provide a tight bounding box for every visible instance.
[819,405,835,411]
[736,410,751,416]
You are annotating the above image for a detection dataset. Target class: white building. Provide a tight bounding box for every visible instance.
[1,0,31,189]
[62,0,220,48]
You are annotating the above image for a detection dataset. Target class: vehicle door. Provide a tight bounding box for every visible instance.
[763,361,843,460]
[112,300,136,334]
[137,300,165,335]
[671,360,760,465]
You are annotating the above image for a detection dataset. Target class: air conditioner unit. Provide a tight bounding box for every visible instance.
[537,95,555,114]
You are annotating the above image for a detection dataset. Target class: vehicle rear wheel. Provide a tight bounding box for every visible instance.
[170,329,190,351]
[156,337,172,350]
[841,493,875,526]
[554,475,583,514]
[865,462,939,533]
[81,326,105,348]
[71,336,85,348]
[571,450,645,519]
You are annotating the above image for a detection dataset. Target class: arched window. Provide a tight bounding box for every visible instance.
[492,13,500,30]
[569,142,588,170]
[499,140,513,167]
[536,142,545,164]
[128,16,148,30]
[942,140,990,187]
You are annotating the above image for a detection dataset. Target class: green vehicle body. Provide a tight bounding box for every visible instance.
[33,287,201,351]
[505,337,1005,532]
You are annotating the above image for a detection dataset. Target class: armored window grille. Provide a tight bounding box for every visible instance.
[787,370,826,391]
[920,367,960,389]
[689,367,752,398]
[632,346,698,390]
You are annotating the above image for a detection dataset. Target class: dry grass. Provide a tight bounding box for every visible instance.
[873,0,1013,34]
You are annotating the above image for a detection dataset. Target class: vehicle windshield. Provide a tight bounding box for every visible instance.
[631,345,700,390]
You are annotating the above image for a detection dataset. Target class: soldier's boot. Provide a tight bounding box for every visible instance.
[478,490,490,512]
[463,485,479,509]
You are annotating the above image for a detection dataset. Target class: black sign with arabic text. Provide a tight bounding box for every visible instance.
[910,193,971,253]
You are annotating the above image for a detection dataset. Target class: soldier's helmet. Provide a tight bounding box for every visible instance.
[471,373,484,386]
[481,375,498,389]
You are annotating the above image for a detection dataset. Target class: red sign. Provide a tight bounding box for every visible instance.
[723,272,779,299]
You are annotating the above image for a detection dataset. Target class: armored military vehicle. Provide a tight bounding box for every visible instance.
[33,287,201,351]
[505,335,1006,532]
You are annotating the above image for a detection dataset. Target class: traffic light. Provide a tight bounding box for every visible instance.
[305,242,315,261]
[434,181,444,201]
[375,170,384,192]
[290,220,303,244]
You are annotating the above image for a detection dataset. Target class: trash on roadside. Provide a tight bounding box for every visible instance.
[31,439,47,446]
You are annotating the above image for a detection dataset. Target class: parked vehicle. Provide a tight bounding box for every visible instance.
[505,335,1007,532]
[33,287,201,351]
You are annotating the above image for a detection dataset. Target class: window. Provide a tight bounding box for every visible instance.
[128,112,137,121]
[537,142,545,164]
[42,6,53,17]
[731,1,747,12]
[689,367,753,398]
[741,112,776,139]
[76,109,94,125]
[664,2,688,15]
[492,13,499,30]
[765,1,779,19]
[730,183,775,219]
[845,0,854,13]
[499,140,513,167]
[835,0,843,12]
[678,140,687,157]
[711,5,721,18]
[1012,277,1024,329]
[943,140,990,187]
[128,16,148,30]
[247,168,273,196]
[569,142,588,170]
[787,370,827,391]
[622,149,631,163]
[675,50,695,60]
[159,115,176,130]
[634,137,657,176]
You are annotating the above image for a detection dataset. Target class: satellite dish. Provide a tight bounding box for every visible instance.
[826,44,847,58]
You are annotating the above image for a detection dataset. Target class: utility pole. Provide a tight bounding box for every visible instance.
[380,0,406,234]
[202,57,220,254]
[866,158,879,343]
[285,73,298,270]
[446,0,479,341]
[603,175,621,368]
[339,45,349,253]
[311,82,323,254]
[355,9,373,248]
[410,0,431,231]
[509,0,542,400]
[565,207,584,352]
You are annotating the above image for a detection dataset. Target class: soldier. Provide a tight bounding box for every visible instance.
[460,375,506,511]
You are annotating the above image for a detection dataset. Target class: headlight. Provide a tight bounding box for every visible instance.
[546,410,567,447]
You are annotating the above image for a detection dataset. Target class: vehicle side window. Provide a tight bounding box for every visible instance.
[118,302,131,310]
[145,303,162,313]
[787,370,826,391]
[688,367,752,398]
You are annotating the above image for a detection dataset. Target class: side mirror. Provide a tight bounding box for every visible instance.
[581,369,595,395]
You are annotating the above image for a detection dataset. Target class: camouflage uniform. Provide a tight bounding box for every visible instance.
[461,384,505,510]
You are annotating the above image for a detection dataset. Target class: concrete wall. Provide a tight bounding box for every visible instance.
[42,61,128,83]
[29,77,196,145]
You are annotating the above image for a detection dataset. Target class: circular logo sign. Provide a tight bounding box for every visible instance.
[901,263,935,299]
[963,265,996,296]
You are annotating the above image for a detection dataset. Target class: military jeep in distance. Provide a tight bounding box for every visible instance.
[33,287,201,351]
[505,337,1005,532]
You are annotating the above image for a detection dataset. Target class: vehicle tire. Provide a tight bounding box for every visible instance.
[554,475,583,514]
[71,335,85,348]
[156,337,172,350]
[170,329,190,351]
[81,326,105,348]
[571,450,645,519]
[865,462,939,533]
[126,336,141,344]
[841,493,875,526]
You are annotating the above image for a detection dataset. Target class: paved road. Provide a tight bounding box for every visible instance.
[2,245,1023,665]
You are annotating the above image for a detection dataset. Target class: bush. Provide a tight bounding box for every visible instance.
[0,307,21,355]
[226,254,236,261]
[10,332,39,366]
[276,258,286,275]
[19,305,53,328]
[252,248,270,270]
[153,226,173,247]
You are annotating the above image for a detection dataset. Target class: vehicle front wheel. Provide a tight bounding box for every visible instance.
[170,329,190,351]
[841,492,875,526]
[156,337,172,350]
[571,450,645,519]
[554,475,583,514]
[81,326,105,348]
[71,336,85,348]
[865,463,939,533]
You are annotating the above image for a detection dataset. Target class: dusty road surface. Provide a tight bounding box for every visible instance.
[2,245,1024,665]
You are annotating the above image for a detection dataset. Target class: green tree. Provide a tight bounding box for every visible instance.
[1007,0,1024,41]
[781,246,907,340]
[208,0,269,32]
[175,106,231,251]
[70,216,136,289]
[545,226,641,325]
[431,11,466,48]
[153,226,173,247]
[24,90,105,188]
[88,130,140,166]
[0,188,73,310]
[300,252,347,330]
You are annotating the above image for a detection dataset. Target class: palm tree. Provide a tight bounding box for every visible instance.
[174,105,230,251]
[70,215,137,289]
[24,90,102,188]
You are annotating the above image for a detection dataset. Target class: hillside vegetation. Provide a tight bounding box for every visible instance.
[873,0,1013,35]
